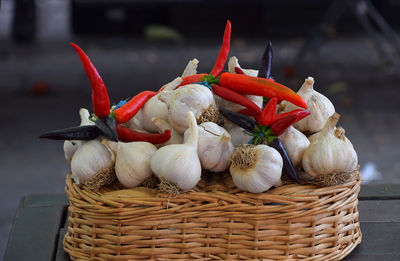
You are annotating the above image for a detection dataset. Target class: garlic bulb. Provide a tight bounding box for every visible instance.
[230,145,283,193]
[64,108,94,162]
[162,84,218,134]
[229,126,252,147]
[181,58,199,77]
[302,113,358,177]
[151,111,201,190]
[152,117,183,146]
[184,122,234,172]
[278,126,310,167]
[140,77,182,133]
[104,141,157,188]
[283,77,335,133]
[71,139,115,190]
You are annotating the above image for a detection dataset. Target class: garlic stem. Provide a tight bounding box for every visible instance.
[185,110,198,148]
[321,113,340,137]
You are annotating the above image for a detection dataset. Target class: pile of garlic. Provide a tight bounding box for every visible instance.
[64,60,358,193]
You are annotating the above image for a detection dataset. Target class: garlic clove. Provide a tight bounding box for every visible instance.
[151,111,201,190]
[104,140,157,188]
[282,77,335,133]
[230,145,283,193]
[302,113,358,177]
[71,139,116,190]
[181,58,199,77]
[184,122,234,172]
[278,126,310,167]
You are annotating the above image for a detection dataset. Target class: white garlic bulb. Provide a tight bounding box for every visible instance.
[71,139,115,190]
[104,141,157,188]
[302,113,358,177]
[152,117,183,146]
[283,77,335,133]
[64,108,94,162]
[151,111,201,190]
[140,77,182,133]
[184,122,234,172]
[229,126,252,147]
[181,58,199,77]
[230,145,283,193]
[278,126,310,167]
[162,84,217,134]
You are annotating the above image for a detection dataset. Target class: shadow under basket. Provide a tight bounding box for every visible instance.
[63,170,362,260]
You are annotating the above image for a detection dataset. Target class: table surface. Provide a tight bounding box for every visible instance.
[4,184,400,261]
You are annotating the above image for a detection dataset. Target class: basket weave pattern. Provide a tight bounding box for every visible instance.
[63,171,362,260]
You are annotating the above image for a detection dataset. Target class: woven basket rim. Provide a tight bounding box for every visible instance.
[65,169,361,208]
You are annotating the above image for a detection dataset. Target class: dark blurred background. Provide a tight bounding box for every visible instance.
[1,0,400,259]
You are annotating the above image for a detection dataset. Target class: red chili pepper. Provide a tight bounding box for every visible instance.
[270,114,297,136]
[275,109,310,123]
[210,20,231,77]
[260,98,277,126]
[71,43,110,118]
[217,72,307,109]
[234,67,245,74]
[175,73,208,89]
[113,91,157,123]
[117,125,171,144]
[212,84,262,116]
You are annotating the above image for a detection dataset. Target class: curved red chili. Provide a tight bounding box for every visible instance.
[113,91,157,124]
[117,125,171,144]
[70,43,110,118]
[270,114,298,136]
[210,20,231,77]
[275,109,310,123]
[217,72,307,109]
[260,97,277,126]
[212,84,262,116]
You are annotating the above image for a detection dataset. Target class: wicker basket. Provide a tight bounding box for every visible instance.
[63,170,362,260]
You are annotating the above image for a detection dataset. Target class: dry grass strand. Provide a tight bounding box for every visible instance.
[198,104,219,124]
[230,145,256,169]
[157,177,181,197]
[313,170,357,186]
[84,168,116,191]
